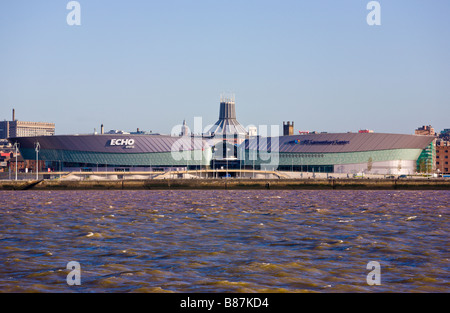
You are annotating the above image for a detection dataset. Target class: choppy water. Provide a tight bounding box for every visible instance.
[0,190,448,293]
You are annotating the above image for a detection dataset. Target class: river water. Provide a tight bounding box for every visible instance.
[0,190,448,293]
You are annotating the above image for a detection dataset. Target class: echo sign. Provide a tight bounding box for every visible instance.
[110,139,135,146]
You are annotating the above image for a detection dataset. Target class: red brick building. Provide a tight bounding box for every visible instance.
[436,140,450,174]
[8,155,46,174]
[0,152,10,172]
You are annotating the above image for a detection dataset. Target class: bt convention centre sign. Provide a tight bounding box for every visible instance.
[292,139,350,145]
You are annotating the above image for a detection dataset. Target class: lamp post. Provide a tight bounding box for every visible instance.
[253,155,255,179]
[239,158,242,179]
[187,151,189,178]
[35,142,40,180]
[13,142,19,181]
[226,153,228,179]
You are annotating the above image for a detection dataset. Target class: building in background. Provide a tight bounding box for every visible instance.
[283,121,294,136]
[0,152,10,172]
[0,109,54,175]
[180,120,189,137]
[436,129,450,174]
[0,109,55,139]
[8,154,46,175]
[0,122,10,140]
[7,121,55,138]
[415,125,435,136]
[435,141,449,174]
[206,95,247,140]
[247,126,257,137]
[439,129,450,141]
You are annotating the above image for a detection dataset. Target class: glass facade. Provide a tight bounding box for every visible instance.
[241,148,424,173]
[416,142,435,173]
[19,145,428,174]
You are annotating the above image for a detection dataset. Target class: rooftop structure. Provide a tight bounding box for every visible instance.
[207,95,247,137]
[283,122,294,136]
[180,120,189,137]
[415,125,435,136]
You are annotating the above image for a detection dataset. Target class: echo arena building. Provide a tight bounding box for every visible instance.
[9,97,435,175]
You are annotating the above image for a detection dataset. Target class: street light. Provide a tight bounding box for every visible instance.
[35,142,40,180]
[252,151,255,179]
[13,142,19,181]
[226,146,229,178]
[34,141,41,180]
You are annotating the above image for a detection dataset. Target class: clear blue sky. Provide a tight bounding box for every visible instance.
[1,0,449,135]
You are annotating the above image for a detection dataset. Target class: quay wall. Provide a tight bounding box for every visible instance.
[1,179,450,190]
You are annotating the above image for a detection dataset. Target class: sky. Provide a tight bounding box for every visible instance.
[0,0,449,136]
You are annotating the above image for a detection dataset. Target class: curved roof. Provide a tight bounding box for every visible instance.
[10,132,435,156]
[244,133,435,153]
[207,119,248,136]
[9,134,212,154]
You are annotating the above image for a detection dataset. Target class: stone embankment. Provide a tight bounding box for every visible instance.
[1,178,449,190]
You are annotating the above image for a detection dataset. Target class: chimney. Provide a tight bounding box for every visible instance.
[12,109,15,121]
[101,124,104,134]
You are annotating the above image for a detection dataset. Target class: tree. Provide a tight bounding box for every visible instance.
[418,159,426,173]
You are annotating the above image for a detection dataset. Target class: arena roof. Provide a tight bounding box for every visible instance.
[9,134,212,154]
[244,133,435,153]
[10,132,435,156]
